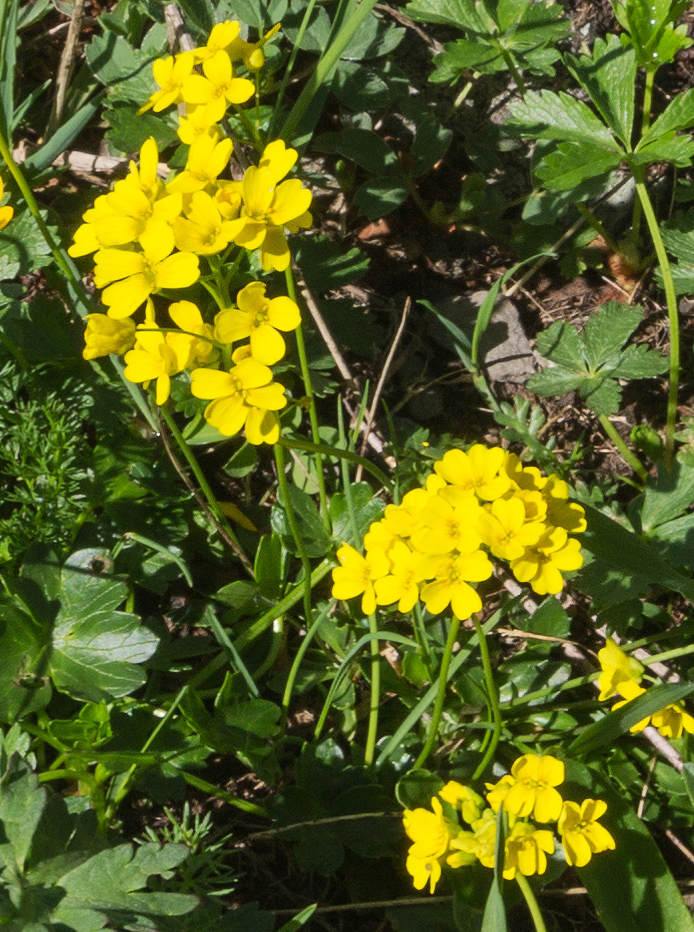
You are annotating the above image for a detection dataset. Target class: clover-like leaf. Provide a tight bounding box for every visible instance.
[528,301,667,414]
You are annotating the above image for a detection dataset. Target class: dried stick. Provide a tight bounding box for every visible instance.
[46,0,86,138]
[164,3,196,52]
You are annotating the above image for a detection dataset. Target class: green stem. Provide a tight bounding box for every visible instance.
[515,874,547,932]
[634,173,680,467]
[277,435,393,492]
[0,123,94,318]
[500,47,526,98]
[274,442,314,633]
[576,203,620,254]
[598,414,648,481]
[285,266,329,525]
[412,616,461,770]
[269,0,319,139]
[365,613,380,767]
[282,601,333,720]
[472,617,503,781]
[159,405,253,574]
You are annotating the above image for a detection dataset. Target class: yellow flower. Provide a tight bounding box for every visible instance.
[192,20,242,62]
[558,799,615,867]
[94,230,200,319]
[177,103,218,145]
[509,525,583,595]
[0,176,13,230]
[434,445,512,501]
[139,51,196,114]
[403,797,458,860]
[227,23,281,71]
[226,140,313,271]
[597,638,644,701]
[167,131,234,195]
[503,754,564,823]
[438,782,485,825]
[123,325,193,405]
[651,701,694,739]
[331,543,390,615]
[181,49,254,124]
[374,540,422,613]
[411,494,482,555]
[419,550,493,620]
[405,853,442,893]
[477,496,545,562]
[449,808,497,867]
[503,821,555,880]
[83,314,136,360]
[167,300,216,366]
[611,679,651,732]
[485,774,516,813]
[173,190,238,255]
[190,354,287,444]
[214,281,301,365]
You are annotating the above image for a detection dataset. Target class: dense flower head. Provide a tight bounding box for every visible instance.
[332,445,585,619]
[404,760,613,894]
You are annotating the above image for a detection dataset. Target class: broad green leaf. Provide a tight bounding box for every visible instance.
[611,343,668,379]
[432,39,506,81]
[565,759,694,932]
[24,95,105,174]
[271,485,331,558]
[404,0,486,31]
[580,503,694,603]
[581,302,643,370]
[330,482,384,546]
[294,235,369,292]
[535,320,583,370]
[0,596,52,722]
[535,141,622,190]
[650,513,694,568]
[569,681,694,756]
[578,377,621,415]
[0,760,47,872]
[396,769,444,809]
[614,0,691,67]
[639,462,694,532]
[314,128,398,174]
[508,90,619,149]
[565,35,636,146]
[354,176,409,218]
[641,86,694,146]
[630,132,694,167]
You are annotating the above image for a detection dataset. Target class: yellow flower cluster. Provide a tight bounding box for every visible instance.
[598,639,694,739]
[332,446,586,619]
[404,753,615,894]
[69,21,313,446]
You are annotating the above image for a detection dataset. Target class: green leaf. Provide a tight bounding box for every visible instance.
[639,462,694,532]
[565,758,694,932]
[683,762,694,813]
[641,87,694,146]
[330,483,384,546]
[581,303,643,370]
[353,176,409,218]
[565,35,636,146]
[535,141,622,190]
[396,769,444,809]
[535,319,584,370]
[275,904,318,932]
[271,485,331,558]
[0,596,52,722]
[630,132,694,168]
[0,759,47,872]
[295,236,369,292]
[404,0,486,31]
[432,39,506,80]
[508,90,619,149]
[314,128,398,174]
[481,808,507,932]
[569,682,694,756]
[24,94,105,174]
[580,503,694,604]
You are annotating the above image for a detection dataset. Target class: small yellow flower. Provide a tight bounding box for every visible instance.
[405,853,442,893]
[167,130,234,196]
[558,798,615,867]
[485,774,516,813]
[411,494,482,555]
[503,753,564,823]
[509,525,583,595]
[374,540,422,613]
[651,701,694,739]
[477,496,545,562]
[450,808,497,867]
[438,782,485,824]
[123,325,193,405]
[139,51,196,114]
[181,49,254,124]
[83,314,136,360]
[227,23,281,71]
[331,543,390,615]
[173,190,238,256]
[94,230,200,319]
[214,281,301,365]
[597,638,644,701]
[403,797,458,860]
[434,445,512,501]
[503,821,555,880]
[190,354,287,444]
[611,679,651,732]
[419,550,493,621]
[167,300,216,366]
[192,20,242,63]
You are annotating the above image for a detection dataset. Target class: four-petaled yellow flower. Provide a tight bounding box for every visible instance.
[558,799,615,867]
[503,754,565,823]
[419,550,493,621]
[435,444,512,501]
[139,51,195,114]
[190,353,287,444]
[167,131,234,195]
[123,325,194,405]
[214,281,301,365]
[181,49,255,124]
[503,821,555,880]
[331,543,390,616]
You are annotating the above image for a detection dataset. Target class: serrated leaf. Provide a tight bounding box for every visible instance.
[611,342,667,379]
[330,483,384,546]
[640,462,694,532]
[432,39,506,79]
[508,90,619,149]
[353,177,408,218]
[535,141,622,190]
[641,86,694,147]
[404,0,486,31]
[581,302,643,370]
[578,376,622,415]
[630,132,694,168]
[535,320,584,369]
[526,366,585,396]
[565,35,636,146]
